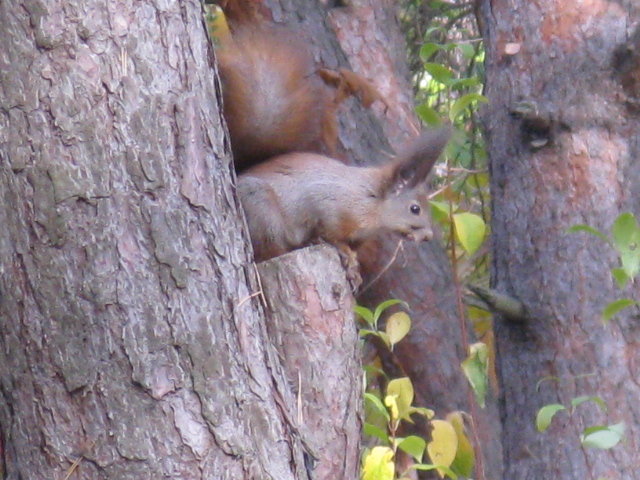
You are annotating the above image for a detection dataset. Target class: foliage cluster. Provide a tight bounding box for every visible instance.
[357,301,476,479]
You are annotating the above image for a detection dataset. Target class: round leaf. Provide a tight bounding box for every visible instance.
[386,312,411,348]
[427,420,458,472]
[387,377,414,422]
[453,212,486,255]
[581,423,625,449]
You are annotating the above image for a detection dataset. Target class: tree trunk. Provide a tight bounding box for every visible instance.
[0,1,359,479]
[258,245,361,479]
[480,1,640,478]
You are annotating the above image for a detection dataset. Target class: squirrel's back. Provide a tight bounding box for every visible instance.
[217,28,331,170]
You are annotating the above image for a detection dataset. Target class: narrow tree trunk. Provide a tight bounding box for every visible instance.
[0,1,360,479]
[480,1,640,478]
[259,245,361,480]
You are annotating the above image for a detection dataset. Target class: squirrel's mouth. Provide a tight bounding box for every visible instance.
[404,228,433,243]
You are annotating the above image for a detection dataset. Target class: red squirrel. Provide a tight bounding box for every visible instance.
[237,129,450,263]
[217,27,334,171]
[216,23,450,271]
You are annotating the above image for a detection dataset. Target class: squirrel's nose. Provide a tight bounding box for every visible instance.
[408,226,433,242]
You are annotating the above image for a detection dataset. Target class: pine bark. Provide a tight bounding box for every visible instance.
[258,246,361,480]
[480,1,640,478]
[0,1,359,479]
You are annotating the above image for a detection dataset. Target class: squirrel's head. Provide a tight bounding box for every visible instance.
[378,128,450,242]
[379,186,433,242]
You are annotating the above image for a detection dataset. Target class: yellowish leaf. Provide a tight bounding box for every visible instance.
[446,412,475,477]
[427,420,458,477]
[386,312,411,347]
[361,446,395,480]
[387,377,414,422]
[384,394,399,422]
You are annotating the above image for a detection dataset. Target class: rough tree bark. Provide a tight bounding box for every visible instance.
[258,246,361,479]
[480,1,640,478]
[0,1,359,479]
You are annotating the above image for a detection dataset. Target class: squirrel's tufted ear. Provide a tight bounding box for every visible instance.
[385,128,451,193]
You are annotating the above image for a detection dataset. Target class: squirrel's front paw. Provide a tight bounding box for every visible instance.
[336,244,362,292]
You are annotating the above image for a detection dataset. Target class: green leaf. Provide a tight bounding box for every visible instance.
[602,298,637,324]
[363,422,390,443]
[420,42,442,61]
[387,377,414,422]
[611,213,640,279]
[536,404,566,432]
[373,299,405,325]
[453,212,486,255]
[364,392,391,422]
[461,342,488,408]
[397,435,426,463]
[447,76,481,90]
[361,446,395,480]
[424,62,453,84]
[386,311,411,348]
[566,224,607,241]
[355,305,374,325]
[570,395,607,412]
[612,213,638,246]
[581,422,625,449]
[430,200,454,224]
[611,268,630,289]
[449,93,488,121]
[459,42,476,59]
[416,103,441,126]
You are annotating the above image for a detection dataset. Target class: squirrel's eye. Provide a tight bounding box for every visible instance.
[410,204,421,215]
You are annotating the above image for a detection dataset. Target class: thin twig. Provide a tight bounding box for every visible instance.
[60,440,95,480]
[237,290,263,308]
[253,263,268,308]
[61,456,82,480]
[359,240,404,294]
